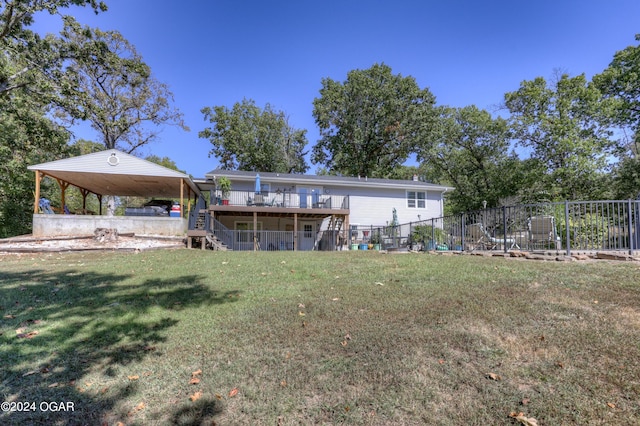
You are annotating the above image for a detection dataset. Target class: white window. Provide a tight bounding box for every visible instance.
[407,191,426,208]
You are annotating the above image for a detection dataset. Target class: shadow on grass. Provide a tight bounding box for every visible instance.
[0,266,238,425]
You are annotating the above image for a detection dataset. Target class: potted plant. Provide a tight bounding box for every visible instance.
[217,177,231,205]
[370,231,382,251]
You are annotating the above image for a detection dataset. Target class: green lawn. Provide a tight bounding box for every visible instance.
[1,250,639,425]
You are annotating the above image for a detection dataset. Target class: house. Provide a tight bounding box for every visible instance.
[189,170,452,251]
[25,150,452,248]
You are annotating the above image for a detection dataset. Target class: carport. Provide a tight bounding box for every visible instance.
[27,150,201,237]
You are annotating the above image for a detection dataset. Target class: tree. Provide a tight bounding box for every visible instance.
[57,17,188,153]
[0,91,71,237]
[504,73,616,200]
[145,154,186,174]
[593,34,640,152]
[415,105,521,213]
[1,0,107,97]
[199,98,309,173]
[0,0,106,237]
[312,63,437,178]
[594,35,640,199]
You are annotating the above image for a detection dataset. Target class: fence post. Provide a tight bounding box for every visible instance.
[628,199,634,256]
[565,201,571,257]
[431,218,435,249]
[461,214,466,251]
[502,206,508,253]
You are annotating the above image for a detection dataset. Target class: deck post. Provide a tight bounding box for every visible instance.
[293,213,298,251]
[253,212,258,251]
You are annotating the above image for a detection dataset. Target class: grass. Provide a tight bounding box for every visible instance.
[0,249,639,425]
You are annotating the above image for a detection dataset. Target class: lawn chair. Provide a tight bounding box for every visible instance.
[528,216,562,250]
[466,223,517,251]
[39,198,55,214]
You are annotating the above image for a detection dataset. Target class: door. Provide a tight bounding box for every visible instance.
[298,187,322,209]
[299,221,316,251]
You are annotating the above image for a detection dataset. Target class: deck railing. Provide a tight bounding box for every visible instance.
[211,190,349,210]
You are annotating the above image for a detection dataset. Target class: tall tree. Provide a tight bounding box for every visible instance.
[504,73,616,200]
[199,98,309,173]
[0,91,71,237]
[0,0,107,237]
[57,17,188,153]
[594,35,640,199]
[593,34,640,150]
[312,63,437,178]
[1,0,107,97]
[416,105,521,212]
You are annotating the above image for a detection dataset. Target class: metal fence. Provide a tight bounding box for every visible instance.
[352,200,640,255]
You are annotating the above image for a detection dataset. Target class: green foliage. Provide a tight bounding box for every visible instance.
[594,34,640,138]
[199,98,309,173]
[504,73,616,201]
[0,0,107,98]
[312,63,436,178]
[216,176,231,198]
[416,105,518,213]
[411,224,447,244]
[145,154,186,174]
[0,91,71,237]
[57,17,188,153]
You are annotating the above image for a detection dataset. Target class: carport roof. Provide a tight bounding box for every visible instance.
[28,150,200,198]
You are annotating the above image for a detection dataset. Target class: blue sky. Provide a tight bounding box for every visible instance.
[33,0,640,177]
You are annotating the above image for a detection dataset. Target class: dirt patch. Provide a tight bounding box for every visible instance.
[0,234,185,253]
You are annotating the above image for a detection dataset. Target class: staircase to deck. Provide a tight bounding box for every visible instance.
[187,199,231,251]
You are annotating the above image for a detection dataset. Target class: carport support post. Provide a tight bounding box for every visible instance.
[33,171,42,213]
[180,179,184,218]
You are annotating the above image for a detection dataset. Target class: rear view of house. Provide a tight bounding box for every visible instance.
[189,170,452,251]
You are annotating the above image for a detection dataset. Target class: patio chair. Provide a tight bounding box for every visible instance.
[466,223,517,251]
[39,198,55,214]
[528,215,562,250]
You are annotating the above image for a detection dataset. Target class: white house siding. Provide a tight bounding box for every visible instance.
[321,185,443,227]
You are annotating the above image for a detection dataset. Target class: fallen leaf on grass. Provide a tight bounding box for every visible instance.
[607,402,616,409]
[298,303,305,308]
[280,380,287,387]
[331,297,340,301]
[438,359,445,364]
[16,330,39,339]
[341,340,348,347]
[486,373,501,381]
[374,282,384,286]
[298,311,305,316]
[128,375,139,381]
[509,412,538,426]
[22,370,38,377]
[48,382,59,388]
[214,393,222,400]
[521,398,530,405]
[189,391,202,402]
[190,369,202,384]
[228,387,239,397]
[128,402,145,415]
[3,314,15,319]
